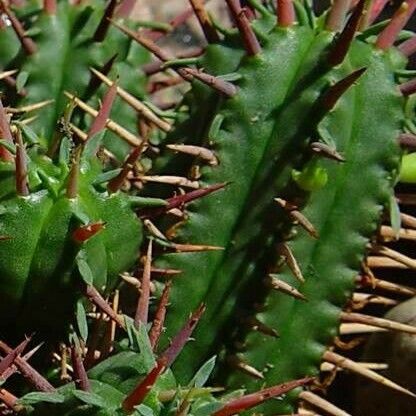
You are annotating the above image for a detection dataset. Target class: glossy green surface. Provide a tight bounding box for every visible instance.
[227,43,404,413]
[0,150,142,332]
[151,8,405,414]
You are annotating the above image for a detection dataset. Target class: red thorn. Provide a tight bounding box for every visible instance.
[116,0,137,18]
[318,68,366,116]
[71,342,90,392]
[1,344,42,382]
[277,0,296,27]
[84,285,126,329]
[326,0,351,31]
[400,77,416,95]
[189,0,220,42]
[376,0,416,50]
[225,0,261,55]
[108,144,145,194]
[0,337,31,376]
[158,304,205,367]
[399,35,416,56]
[140,183,227,219]
[149,280,172,351]
[0,99,13,162]
[0,0,37,55]
[213,377,314,416]
[399,133,416,149]
[87,81,118,140]
[0,341,55,392]
[14,128,29,197]
[43,0,56,15]
[182,68,237,96]
[93,0,118,42]
[0,388,18,410]
[241,0,256,20]
[72,221,105,243]
[369,0,390,23]
[86,54,118,98]
[110,19,235,96]
[122,358,167,413]
[327,0,366,66]
[134,240,152,327]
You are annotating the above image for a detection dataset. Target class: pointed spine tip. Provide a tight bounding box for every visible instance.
[327,0,366,66]
[72,222,105,243]
[134,239,153,327]
[115,0,137,18]
[318,68,366,117]
[0,99,14,162]
[71,341,90,392]
[376,0,416,50]
[225,0,261,56]
[122,359,167,412]
[326,0,353,32]
[93,0,117,42]
[227,355,264,379]
[0,340,54,392]
[158,303,205,367]
[87,80,118,140]
[213,377,313,416]
[189,0,220,42]
[149,280,172,350]
[14,128,29,197]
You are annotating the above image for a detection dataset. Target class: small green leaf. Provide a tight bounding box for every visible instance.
[73,390,107,408]
[191,356,216,388]
[125,318,155,371]
[134,403,154,416]
[24,27,41,37]
[82,131,105,162]
[208,114,224,139]
[18,391,65,405]
[136,322,155,372]
[71,201,90,225]
[0,141,16,154]
[76,300,88,341]
[219,72,242,82]
[389,193,401,238]
[16,71,29,93]
[36,168,59,196]
[76,251,94,285]
[17,123,39,145]
[93,168,122,185]
[59,136,73,166]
